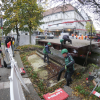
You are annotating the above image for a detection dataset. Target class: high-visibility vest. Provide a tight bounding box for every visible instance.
[12,41,15,45]
[81,35,83,40]
[72,34,74,36]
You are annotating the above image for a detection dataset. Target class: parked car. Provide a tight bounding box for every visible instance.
[37,32,54,39]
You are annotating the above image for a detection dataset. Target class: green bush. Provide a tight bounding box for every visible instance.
[27,68,32,72]
[75,85,89,96]
[89,85,94,89]
[95,86,100,93]
[37,80,44,91]
[75,85,83,91]
[32,72,38,79]
[80,90,85,94]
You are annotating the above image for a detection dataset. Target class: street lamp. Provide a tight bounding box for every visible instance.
[0,11,3,40]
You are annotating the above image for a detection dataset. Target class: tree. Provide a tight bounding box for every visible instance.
[0,29,2,36]
[85,22,96,34]
[38,27,44,32]
[1,0,20,40]
[17,0,44,44]
[2,0,44,43]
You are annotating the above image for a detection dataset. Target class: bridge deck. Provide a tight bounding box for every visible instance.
[39,39,98,48]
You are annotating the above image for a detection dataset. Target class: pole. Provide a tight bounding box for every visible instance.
[89,22,92,52]
[0,11,3,41]
[1,17,3,40]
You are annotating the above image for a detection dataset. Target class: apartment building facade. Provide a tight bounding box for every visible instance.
[40,4,90,36]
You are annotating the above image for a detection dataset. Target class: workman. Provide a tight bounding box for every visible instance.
[81,34,83,40]
[63,35,72,44]
[57,49,75,86]
[43,42,52,64]
[72,34,74,39]
[5,36,11,47]
[12,36,15,57]
[85,35,87,40]
[60,39,64,49]
[76,34,78,39]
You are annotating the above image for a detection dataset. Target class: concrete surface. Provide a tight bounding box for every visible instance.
[0,88,10,100]
[23,84,41,100]
[19,35,36,46]
[39,39,98,48]
[14,51,28,78]
[63,86,81,100]
[0,68,10,82]
[28,54,46,71]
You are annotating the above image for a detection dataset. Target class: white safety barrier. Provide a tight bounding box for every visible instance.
[6,46,30,100]
[93,91,100,98]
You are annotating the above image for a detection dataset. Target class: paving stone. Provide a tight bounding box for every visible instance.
[0,82,4,89]
[3,82,10,89]
[23,78,32,84]
[63,86,81,100]
[0,88,10,100]
[14,51,28,78]
[23,83,41,100]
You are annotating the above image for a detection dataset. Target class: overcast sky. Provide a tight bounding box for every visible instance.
[0,0,100,30]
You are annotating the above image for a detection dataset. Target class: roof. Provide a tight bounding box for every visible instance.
[43,4,75,16]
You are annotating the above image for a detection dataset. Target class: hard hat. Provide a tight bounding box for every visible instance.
[47,42,51,45]
[61,49,68,54]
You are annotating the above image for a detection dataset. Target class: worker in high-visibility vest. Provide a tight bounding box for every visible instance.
[81,34,83,40]
[12,36,15,57]
[71,34,74,39]
[76,34,78,39]
[85,35,87,40]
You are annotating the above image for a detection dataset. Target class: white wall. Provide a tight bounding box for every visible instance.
[40,10,87,34]
[19,35,36,46]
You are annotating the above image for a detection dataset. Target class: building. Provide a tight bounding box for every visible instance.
[40,4,90,36]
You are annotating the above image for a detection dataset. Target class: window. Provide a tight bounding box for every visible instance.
[66,23,72,25]
[57,24,59,26]
[55,14,57,18]
[43,26,44,28]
